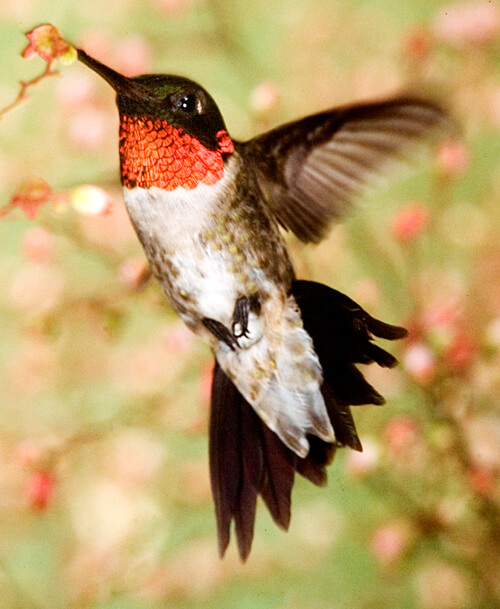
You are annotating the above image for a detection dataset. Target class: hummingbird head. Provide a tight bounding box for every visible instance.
[77,49,234,190]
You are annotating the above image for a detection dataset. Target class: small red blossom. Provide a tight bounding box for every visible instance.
[444,330,477,373]
[119,257,151,290]
[23,24,76,65]
[370,521,414,567]
[22,226,54,263]
[403,27,433,61]
[383,416,421,456]
[467,465,497,499]
[27,471,55,511]
[403,342,437,384]
[392,203,430,243]
[437,141,469,176]
[11,177,52,219]
[14,441,43,467]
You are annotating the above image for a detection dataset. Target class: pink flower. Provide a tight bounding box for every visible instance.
[467,465,496,498]
[22,226,54,263]
[391,203,430,243]
[27,471,55,511]
[14,441,43,467]
[437,141,469,176]
[119,257,150,290]
[10,177,52,219]
[443,330,477,373]
[434,2,500,47]
[23,24,76,64]
[403,342,437,384]
[403,27,433,61]
[370,520,414,567]
[115,37,153,76]
[383,416,421,456]
[250,82,281,115]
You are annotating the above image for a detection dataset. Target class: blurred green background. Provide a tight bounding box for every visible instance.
[0,1,499,608]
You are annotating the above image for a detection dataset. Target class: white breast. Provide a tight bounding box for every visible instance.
[122,158,247,327]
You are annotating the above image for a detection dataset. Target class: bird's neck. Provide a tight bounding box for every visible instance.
[118,114,234,191]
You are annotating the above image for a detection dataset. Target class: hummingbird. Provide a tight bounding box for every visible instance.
[76,49,449,560]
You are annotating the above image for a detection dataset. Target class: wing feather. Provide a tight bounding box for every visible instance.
[242,98,452,242]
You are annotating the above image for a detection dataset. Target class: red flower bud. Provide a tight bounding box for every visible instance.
[27,471,55,511]
[391,203,430,243]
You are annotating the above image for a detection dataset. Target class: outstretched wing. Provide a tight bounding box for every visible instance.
[241,98,451,242]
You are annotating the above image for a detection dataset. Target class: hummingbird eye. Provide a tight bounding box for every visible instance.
[171,92,201,115]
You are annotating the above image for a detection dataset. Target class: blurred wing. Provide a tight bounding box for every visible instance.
[242,98,451,242]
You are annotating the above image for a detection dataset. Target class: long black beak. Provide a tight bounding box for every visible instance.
[77,49,147,99]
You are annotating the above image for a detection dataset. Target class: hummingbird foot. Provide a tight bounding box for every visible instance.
[202,317,239,351]
[232,294,260,339]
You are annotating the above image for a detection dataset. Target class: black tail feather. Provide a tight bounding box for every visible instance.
[209,280,407,559]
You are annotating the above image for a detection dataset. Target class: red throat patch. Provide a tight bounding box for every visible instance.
[119,115,234,190]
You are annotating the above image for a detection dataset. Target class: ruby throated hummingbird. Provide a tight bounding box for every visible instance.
[76,49,448,559]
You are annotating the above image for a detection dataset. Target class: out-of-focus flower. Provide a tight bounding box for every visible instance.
[370,520,415,567]
[345,437,380,477]
[11,177,52,219]
[250,82,281,115]
[403,342,437,384]
[403,27,433,61]
[415,561,471,609]
[119,257,150,290]
[383,416,421,457]
[391,202,430,243]
[433,2,500,47]
[437,140,469,176]
[443,330,477,373]
[164,323,195,355]
[467,465,497,498]
[27,471,55,511]
[423,299,462,334]
[69,184,113,216]
[115,37,153,76]
[22,226,54,263]
[23,24,77,65]
[14,440,43,467]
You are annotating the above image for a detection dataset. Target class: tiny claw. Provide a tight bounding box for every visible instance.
[232,294,260,340]
[203,317,239,351]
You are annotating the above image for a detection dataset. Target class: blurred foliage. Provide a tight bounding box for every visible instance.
[1,1,500,608]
